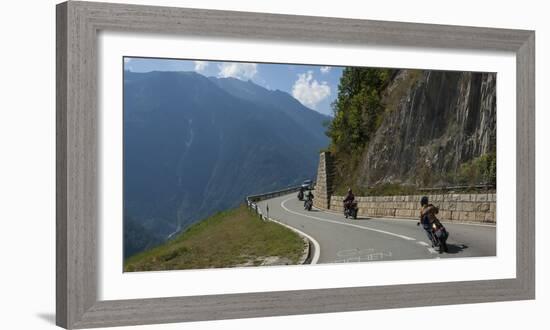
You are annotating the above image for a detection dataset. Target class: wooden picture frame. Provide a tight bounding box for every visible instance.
[56,1,535,328]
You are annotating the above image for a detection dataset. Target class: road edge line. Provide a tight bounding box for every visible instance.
[269,216,321,265]
[256,204,321,265]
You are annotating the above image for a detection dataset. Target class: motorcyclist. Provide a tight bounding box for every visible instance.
[418,196,436,245]
[343,188,355,211]
[304,190,314,210]
[297,187,305,201]
[417,196,448,253]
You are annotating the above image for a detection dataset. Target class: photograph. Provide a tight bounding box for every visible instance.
[122,57,497,272]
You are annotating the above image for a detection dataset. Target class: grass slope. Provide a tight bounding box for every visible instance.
[124,205,305,272]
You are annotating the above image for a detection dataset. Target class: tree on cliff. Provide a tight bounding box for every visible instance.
[327,67,396,154]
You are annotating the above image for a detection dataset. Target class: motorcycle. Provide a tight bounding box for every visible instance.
[297,190,304,201]
[344,200,358,219]
[416,219,449,253]
[304,198,313,211]
[427,221,449,253]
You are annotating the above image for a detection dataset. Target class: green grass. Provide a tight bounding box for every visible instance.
[124,205,305,272]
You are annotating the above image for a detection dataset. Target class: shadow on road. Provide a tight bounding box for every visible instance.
[342,216,372,220]
[445,243,469,254]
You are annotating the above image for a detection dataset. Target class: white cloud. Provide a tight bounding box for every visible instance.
[320,66,331,74]
[292,71,331,109]
[194,61,209,72]
[217,63,257,80]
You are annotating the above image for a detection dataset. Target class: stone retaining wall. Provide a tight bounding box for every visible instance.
[329,193,496,223]
[313,152,333,210]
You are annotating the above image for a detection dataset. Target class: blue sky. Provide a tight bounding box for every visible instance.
[124,57,344,116]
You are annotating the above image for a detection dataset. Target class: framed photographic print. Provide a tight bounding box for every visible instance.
[56,1,535,328]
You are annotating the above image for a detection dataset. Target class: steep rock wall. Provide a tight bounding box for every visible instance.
[357,70,496,187]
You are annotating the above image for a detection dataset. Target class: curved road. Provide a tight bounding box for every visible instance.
[257,193,496,264]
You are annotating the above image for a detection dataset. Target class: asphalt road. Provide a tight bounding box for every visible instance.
[257,193,496,264]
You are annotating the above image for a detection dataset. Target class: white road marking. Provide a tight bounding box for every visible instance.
[257,204,321,265]
[416,241,443,255]
[364,252,393,261]
[281,197,416,241]
[337,248,375,257]
[334,252,393,263]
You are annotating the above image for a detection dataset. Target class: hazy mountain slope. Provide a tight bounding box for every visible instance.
[210,77,330,142]
[123,71,329,257]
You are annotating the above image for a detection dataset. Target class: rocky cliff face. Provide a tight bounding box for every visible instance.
[356,70,496,187]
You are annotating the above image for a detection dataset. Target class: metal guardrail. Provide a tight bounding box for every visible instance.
[245,185,303,220]
[246,185,304,203]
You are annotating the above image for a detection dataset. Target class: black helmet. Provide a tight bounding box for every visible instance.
[420,196,429,206]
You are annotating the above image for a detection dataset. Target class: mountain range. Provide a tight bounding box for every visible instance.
[123,71,330,258]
